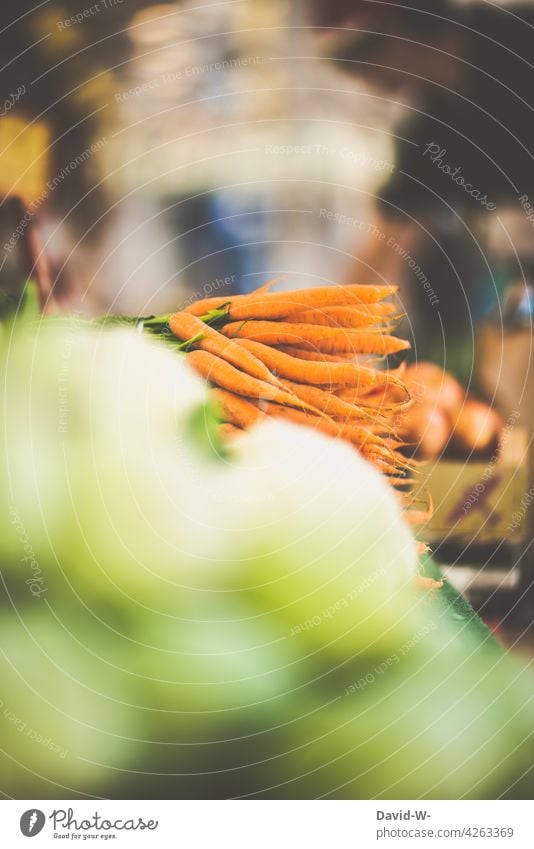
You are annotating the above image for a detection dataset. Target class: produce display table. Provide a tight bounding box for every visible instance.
[424,558,499,648]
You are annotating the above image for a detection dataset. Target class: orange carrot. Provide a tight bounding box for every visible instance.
[342,426,393,450]
[251,402,407,474]
[223,320,411,356]
[337,384,411,410]
[358,441,412,465]
[249,401,342,442]
[218,423,244,441]
[331,417,393,435]
[289,301,399,319]
[414,575,443,590]
[279,378,380,421]
[287,305,396,328]
[276,346,356,362]
[186,284,398,319]
[169,311,282,387]
[187,350,330,417]
[388,476,416,487]
[363,449,412,475]
[234,339,404,390]
[210,388,265,428]
[186,276,283,316]
[372,458,403,476]
[251,401,388,448]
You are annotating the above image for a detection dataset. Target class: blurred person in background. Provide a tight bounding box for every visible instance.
[3,0,534,375]
[311,0,534,384]
[0,1,402,314]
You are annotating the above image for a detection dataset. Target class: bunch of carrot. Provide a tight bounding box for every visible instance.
[168,280,417,484]
[169,281,441,587]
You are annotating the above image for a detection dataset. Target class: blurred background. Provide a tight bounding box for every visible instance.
[2,0,534,799]
[2,2,534,369]
[2,0,534,617]
[0,1,528,328]
[1,1,533,335]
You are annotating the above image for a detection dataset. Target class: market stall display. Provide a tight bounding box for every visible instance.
[0,284,533,799]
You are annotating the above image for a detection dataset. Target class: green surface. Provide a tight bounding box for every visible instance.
[424,556,500,648]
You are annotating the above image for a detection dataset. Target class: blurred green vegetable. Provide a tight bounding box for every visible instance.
[0,317,533,800]
[0,322,223,605]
